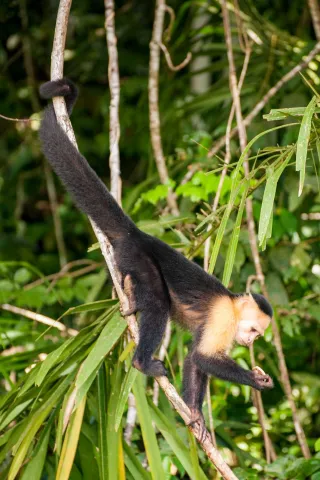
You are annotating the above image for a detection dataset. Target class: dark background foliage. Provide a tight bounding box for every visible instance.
[0,0,320,478]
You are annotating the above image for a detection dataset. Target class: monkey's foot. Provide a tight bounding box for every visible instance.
[187,408,208,443]
[120,304,137,317]
[132,357,168,377]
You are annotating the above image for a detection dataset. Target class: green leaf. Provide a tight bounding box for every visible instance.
[75,312,127,392]
[0,399,32,430]
[123,441,151,480]
[208,184,241,274]
[97,365,108,480]
[132,374,166,480]
[296,96,317,196]
[265,273,289,305]
[263,106,320,121]
[14,268,32,285]
[8,375,73,480]
[35,338,73,386]
[258,151,293,247]
[20,417,53,480]
[222,182,249,286]
[115,365,138,431]
[60,299,118,318]
[290,245,311,273]
[56,395,86,480]
[107,362,123,479]
[149,402,208,480]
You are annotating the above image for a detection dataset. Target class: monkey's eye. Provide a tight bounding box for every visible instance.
[251,328,259,336]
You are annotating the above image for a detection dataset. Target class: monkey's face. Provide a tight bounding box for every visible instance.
[234,296,271,347]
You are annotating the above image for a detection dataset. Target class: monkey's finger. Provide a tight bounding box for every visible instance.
[253,366,266,375]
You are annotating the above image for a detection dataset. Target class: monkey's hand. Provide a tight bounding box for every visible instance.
[252,366,274,390]
[187,408,208,443]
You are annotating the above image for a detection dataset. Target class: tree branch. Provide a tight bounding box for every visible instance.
[222,0,274,462]
[19,0,67,268]
[49,1,238,477]
[308,0,320,41]
[149,0,179,216]
[221,0,310,459]
[0,303,78,336]
[208,42,320,158]
[203,42,251,271]
[159,42,192,71]
[104,0,121,204]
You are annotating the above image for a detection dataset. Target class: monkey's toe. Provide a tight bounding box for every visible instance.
[133,357,167,377]
[187,408,208,442]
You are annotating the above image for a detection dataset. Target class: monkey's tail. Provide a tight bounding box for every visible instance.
[39,79,135,241]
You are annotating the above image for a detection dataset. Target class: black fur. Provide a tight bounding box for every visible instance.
[252,293,273,318]
[39,79,274,420]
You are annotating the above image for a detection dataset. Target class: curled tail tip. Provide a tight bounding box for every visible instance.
[39,78,78,100]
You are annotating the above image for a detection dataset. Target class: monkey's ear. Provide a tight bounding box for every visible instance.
[237,295,251,307]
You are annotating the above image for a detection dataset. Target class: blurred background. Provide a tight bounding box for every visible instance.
[0,0,320,479]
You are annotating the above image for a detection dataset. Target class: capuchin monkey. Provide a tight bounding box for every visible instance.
[39,79,274,435]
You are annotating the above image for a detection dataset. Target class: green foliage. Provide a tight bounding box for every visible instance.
[1,0,320,478]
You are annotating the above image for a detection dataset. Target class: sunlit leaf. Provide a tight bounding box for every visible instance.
[296,96,317,196]
[56,395,86,480]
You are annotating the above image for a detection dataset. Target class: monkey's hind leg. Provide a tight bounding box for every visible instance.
[132,306,169,377]
[120,274,137,317]
[182,352,208,441]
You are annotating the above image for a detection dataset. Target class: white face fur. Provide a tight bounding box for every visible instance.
[234,297,271,347]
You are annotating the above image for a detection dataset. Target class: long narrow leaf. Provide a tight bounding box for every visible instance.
[56,395,86,480]
[20,417,53,480]
[107,362,123,479]
[97,365,108,480]
[75,312,127,392]
[132,374,166,480]
[222,181,249,286]
[60,299,118,318]
[149,402,208,480]
[115,365,138,431]
[123,441,151,480]
[188,430,202,480]
[258,151,293,247]
[8,375,72,480]
[296,96,317,196]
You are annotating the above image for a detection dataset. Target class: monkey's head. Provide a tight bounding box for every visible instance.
[234,293,272,347]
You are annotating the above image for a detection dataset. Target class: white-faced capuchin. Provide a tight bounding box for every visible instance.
[39,78,274,434]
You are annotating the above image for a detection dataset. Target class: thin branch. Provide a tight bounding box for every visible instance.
[208,42,320,158]
[149,0,179,216]
[19,0,68,268]
[163,5,175,41]
[24,260,103,291]
[249,345,276,463]
[0,303,78,336]
[222,0,310,459]
[202,31,251,450]
[204,42,251,271]
[159,42,192,71]
[50,1,238,477]
[0,113,31,123]
[206,383,217,448]
[222,0,273,462]
[104,0,121,204]
[153,321,171,405]
[308,0,320,41]
[124,392,137,444]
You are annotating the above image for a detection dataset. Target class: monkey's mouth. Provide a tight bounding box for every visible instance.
[237,337,252,347]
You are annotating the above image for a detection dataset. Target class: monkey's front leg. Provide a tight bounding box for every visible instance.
[193,351,274,390]
[182,353,208,441]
